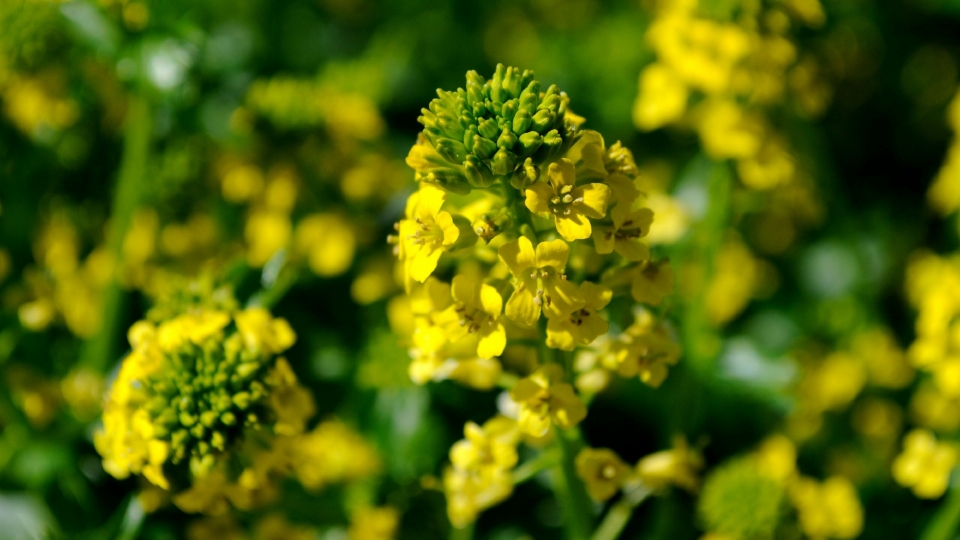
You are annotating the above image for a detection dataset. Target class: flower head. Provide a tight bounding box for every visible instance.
[412,64,579,193]
[593,205,654,261]
[510,364,587,436]
[546,281,612,351]
[893,429,957,499]
[498,237,584,326]
[397,185,461,285]
[576,447,631,502]
[524,158,610,241]
[436,275,506,359]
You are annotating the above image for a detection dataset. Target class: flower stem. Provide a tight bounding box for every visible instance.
[448,521,474,540]
[80,94,152,372]
[921,484,960,540]
[512,448,560,484]
[552,427,594,540]
[589,484,652,540]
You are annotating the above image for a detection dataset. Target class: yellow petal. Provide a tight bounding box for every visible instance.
[410,249,443,282]
[576,183,611,219]
[592,225,616,254]
[451,274,478,306]
[543,276,585,319]
[511,377,543,402]
[577,310,609,346]
[550,384,587,428]
[555,212,592,241]
[615,239,651,262]
[435,211,460,246]
[499,237,538,276]
[479,283,503,317]
[505,288,540,326]
[605,172,640,207]
[546,317,577,351]
[535,239,570,271]
[524,182,555,215]
[478,323,506,358]
[580,281,612,311]
[547,158,577,190]
[416,184,447,220]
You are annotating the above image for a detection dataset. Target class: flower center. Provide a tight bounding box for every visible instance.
[407,217,445,249]
[569,308,591,326]
[549,185,583,216]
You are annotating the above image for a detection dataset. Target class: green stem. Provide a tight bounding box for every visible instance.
[921,485,960,540]
[80,95,152,372]
[589,485,652,540]
[512,448,561,484]
[448,521,475,540]
[552,427,594,540]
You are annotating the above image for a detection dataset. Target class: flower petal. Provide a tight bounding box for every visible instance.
[499,237,538,277]
[577,183,611,219]
[479,283,503,317]
[535,239,570,271]
[435,211,460,246]
[416,184,447,220]
[524,182,555,215]
[505,288,540,326]
[592,225,616,254]
[615,239,651,262]
[478,323,507,358]
[410,249,443,282]
[546,317,577,351]
[547,158,577,190]
[555,212,592,241]
[543,276,585,319]
[580,281,613,311]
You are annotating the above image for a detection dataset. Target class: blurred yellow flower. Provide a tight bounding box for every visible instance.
[575,447,630,501]
[510,364,587,437]
[892,429,957,499]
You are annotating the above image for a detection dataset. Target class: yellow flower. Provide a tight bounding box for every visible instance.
[235,307,297,356]
[245,210,291,267]
[697,100,763,160]
[575,447,630,501]
[631,259,674,306]
[636,436,702,492]
[444,464,513,528]
[186,515,245,540]
[408,324,503,390]
[593,205,654,261]
[349,507,399,540]
[753,434,797,484]
[633,63,689,131]
[498,237,584,326]
[524,158,610,241]
[892,429,957,499]
[293,419,381,491]
[510,364,587,436]
[450,417,520,472]
[610,310,682,388]
[436,275,507,359]
[546,281,612,351]
[295,213,356,277]
[399,185,460,284]
[789,476,863,540]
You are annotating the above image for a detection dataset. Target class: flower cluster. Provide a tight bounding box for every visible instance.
[94,305,379,515]
[391,64,681,528]
[633,0,829,190]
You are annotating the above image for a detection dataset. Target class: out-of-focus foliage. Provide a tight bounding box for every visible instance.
[3,0,960,539]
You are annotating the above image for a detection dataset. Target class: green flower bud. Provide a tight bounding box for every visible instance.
[414,64,579,189]
[473,135,498,160]
[478,118,500,140]
[436,138,469,163]
[531,109,556,133]
[512,109,533,134]
[497,128,518,149]
[518,131,543,158]
[463,156,494,188]
[491,147,518,176]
